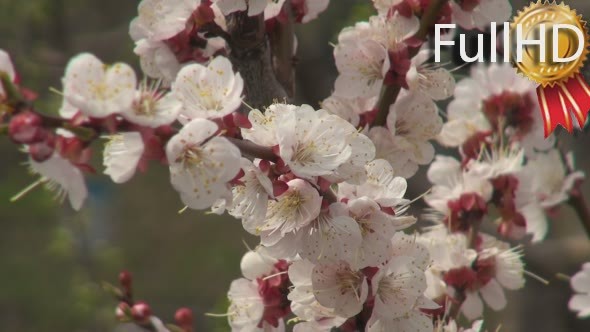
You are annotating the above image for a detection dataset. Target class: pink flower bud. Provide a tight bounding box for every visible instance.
[8,111,45,144]
[174,307,194,328]
[118,270,133,290]
[29,133,55,162]
[131,301,152,323]
[116,302,131,321]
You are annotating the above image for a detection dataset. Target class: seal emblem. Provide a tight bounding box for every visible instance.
[511,1,590,136]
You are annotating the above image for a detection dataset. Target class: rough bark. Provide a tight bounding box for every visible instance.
[226,9,291,110]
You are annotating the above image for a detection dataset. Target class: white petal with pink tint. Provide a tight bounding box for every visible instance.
[103,132,145,184]
[62,53,137,118]
[172,56,244,120]
[312,261,368,318]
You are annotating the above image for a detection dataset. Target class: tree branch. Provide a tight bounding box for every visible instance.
[446,290,466,322]
[226,11,289,110]
[269,0,296,98]
[372,0,449,127]
[569,182,590,239]
[227,137,278,162]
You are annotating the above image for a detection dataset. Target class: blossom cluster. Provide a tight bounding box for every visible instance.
[1,0,589,331]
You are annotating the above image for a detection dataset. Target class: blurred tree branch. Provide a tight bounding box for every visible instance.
[226,1,295,110]
[569,181,590,239]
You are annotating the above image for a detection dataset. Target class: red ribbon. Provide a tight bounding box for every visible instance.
[536,74,590,137]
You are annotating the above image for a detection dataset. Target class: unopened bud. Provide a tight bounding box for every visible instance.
[29,133,55,162]
[131,301,152,323]
[174,307,194,328]
[8,111,44,144]
[118,270,133,290]
[116,302,131,321]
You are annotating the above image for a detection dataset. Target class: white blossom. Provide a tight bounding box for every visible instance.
[347,197,415,269]
[425,155,493,215]
[121,80,182,127]
[172,56,244,120]
[526,149,585,208]
[435,319,484,332]
[338,159,408,208]
[240,247,278,281]
[216,0,286,18]
[461,237,525,320]
[131,0,200,42]
[227,249,286,332]
[370,233,436,324]
[321,95,375,128]
[288,259,347,330]
[275,106,362,179]
[372,0,402,14]
[439,63,553,154]
[132,38,181,85]
[61,53,136,118]
[298,0,330,23]
[231,158,274,233]
[103,132,145,184]
[451,0,511,31]
[311,260,369,318]
[367,310,434,332]
[418,227,476,272]
[258,179,322,243]
[369,92,442,178]
[322,126,376,185]
[570,262,590,318]
[227,278,266,331]
[241,103,297,147]
[469,147,549,241]
[334,36,389,98]
[166,118,241,210]
[27,152,88,211]
[418,227,476,301]
[407,49,455,101]
[370,12,419,52]
[298,203,362,264]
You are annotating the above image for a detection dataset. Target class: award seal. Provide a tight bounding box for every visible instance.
[511,1,590,136]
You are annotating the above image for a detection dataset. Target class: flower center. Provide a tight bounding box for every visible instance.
[483,91,535,136]
[294,142,317,164]
[134,94,158,116]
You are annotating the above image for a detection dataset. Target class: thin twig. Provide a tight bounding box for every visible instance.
[446,290,466,322]
[227,137,278,162]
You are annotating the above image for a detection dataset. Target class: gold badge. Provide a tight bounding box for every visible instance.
[511,1,589,86]
[510,1,590,135]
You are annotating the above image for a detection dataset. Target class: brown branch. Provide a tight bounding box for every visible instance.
[372,0,449,127]
[226,11,289,110]
[569,182,590,239]
[227,137,278,162]
[269,0,296,98]
[372,85,402,127]
[446,290,466,322]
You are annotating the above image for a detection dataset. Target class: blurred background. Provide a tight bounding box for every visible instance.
[1,0,590,331]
